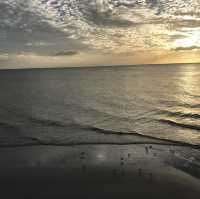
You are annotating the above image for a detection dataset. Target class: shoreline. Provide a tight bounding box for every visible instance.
[0,141,200,150]
[0,144,200,199]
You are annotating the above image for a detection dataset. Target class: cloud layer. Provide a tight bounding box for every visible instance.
[0,0,200,62]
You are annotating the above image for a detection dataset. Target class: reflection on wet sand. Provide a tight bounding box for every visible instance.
[0,144,199,199]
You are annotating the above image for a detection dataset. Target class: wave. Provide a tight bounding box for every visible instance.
[159,100,200,109]
[1,141,199,149]
[88,126,200,148]
[0,106,200,149]
[177,103,200,109]
[0,138,200,149]
[156,119,200,131]
[0,106,68,128]
[157,109,200,119]
[29,117,68,128]
[0,121,200,149]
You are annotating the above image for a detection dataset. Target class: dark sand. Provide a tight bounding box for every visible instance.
[0,144,200,199]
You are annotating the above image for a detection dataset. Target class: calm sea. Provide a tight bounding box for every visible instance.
[0,64,200,147]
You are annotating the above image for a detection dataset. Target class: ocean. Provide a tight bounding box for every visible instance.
[0,64,199,147]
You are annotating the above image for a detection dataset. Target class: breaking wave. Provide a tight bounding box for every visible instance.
[0,117,200,149]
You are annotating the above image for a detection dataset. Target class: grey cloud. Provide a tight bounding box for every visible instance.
[0,1,46,32]
[0,27,86,55]
[173,46,200,51]
[169,34,188,41]
[82,10,134,27]
[35,0,200,31]
[171,19,200,29]
[1,0,200,56]
[52,50,78,56]
[0,0,88,55]
[76,0,134,27]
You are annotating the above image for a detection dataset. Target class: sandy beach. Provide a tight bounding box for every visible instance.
[0,144,200,199]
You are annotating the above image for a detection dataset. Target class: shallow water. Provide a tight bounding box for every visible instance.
[0,64,200,146]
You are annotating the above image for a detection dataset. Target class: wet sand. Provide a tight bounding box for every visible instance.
[0,144,200,199]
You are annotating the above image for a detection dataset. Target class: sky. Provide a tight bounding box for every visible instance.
[0,0,200,68]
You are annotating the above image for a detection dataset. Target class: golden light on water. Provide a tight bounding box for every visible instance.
[179,65,200,95]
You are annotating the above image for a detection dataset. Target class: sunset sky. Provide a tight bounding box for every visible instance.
[0,0,200,68]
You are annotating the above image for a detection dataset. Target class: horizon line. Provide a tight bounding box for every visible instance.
[0,62,200,71]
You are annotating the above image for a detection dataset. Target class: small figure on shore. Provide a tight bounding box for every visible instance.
[145,146,149,154]
[120,157,124,166]
[128,153,131,158]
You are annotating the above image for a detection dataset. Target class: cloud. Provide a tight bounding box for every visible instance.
[169,34,188,41]
[173,46,200,51]
[32,0,200,53]
[0,0,87,56]
[26,42,52,47]
[75,0,135,27]
[1,0,200,57]
[52,50,78,56]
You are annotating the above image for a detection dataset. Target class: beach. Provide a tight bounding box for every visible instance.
[0,143,200,199]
